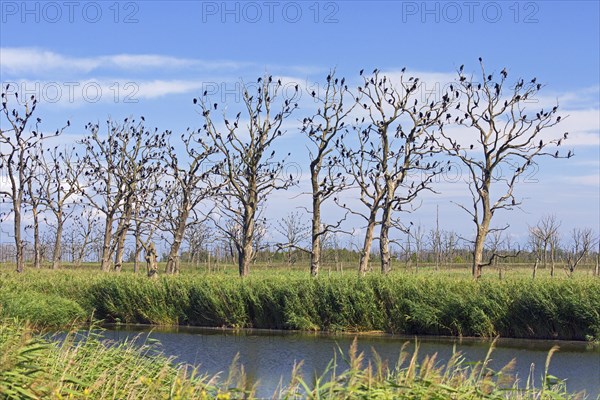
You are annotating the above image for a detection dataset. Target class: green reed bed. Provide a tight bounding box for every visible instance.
[0,270,599,340]
[0,318,581,399]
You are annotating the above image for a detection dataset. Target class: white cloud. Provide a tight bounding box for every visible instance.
[561,174,600,186]
[2,78,211,106]
[0,48,251,75]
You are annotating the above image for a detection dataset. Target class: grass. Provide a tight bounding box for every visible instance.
[1,268,599,340]
[0,318,582,399]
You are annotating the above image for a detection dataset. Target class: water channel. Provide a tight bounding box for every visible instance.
[100,325,600,398]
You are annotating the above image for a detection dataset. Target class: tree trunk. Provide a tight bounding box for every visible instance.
[32,204,41,269]
[532,256,539,279]
[133,237,141,273]
[237,176,257,277]
[100,215,113,272]
[114,201,133,272]
[51,213,64,270]
[14,201,24,273]
[239,239,252,277]
[379,203,392,274]
[310,233,321,277]
[472,201,492,279]
[472,228,488,279]
[359,211,377,275]
[166,211,189,274]
[310,169,322,277]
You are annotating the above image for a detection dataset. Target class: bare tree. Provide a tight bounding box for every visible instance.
[160,129,218,274]
[535,214,561,276]
[183,220,212,267]
[275,211,310,265]
[340,69,448,275]
[438,60,569,278]
[565,228,596,276]
[0,89,67,272]
[410,223,426,272]
[301,71,354,276]
[528,225,544,278]
[37,146,85,269]
[70,207,100,267]
[80,118,162,271]
[442,229,459,267]
[429,206,442,270]
[24,159,43,269]
[198,76,299,276]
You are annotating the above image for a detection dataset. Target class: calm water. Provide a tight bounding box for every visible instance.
[102,325,599,398]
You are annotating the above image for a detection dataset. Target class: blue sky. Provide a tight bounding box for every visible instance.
[1,0,599,248]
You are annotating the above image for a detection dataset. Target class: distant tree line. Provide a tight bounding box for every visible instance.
[1,60,597,278]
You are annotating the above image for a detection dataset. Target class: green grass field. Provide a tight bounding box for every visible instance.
[1,263,598,341]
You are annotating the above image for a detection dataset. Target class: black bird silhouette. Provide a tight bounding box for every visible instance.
[359,69,364,75]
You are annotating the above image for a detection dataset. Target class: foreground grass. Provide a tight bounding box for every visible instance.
[0,319,582,399]
[1,270,599,340]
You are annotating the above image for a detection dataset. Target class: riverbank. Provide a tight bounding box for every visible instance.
[0,318,581,399]
[1,270,599,341]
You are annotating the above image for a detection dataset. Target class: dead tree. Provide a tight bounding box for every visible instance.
[160,129,219,274]
[80,118,162,271]
[301,71,354,276]
[411,223,426,272]
[535,214,561,276]
[24,160,43,269]
[37,146,85,269]
[429,206,442,270]
[198,76,299,276]
[71,207,99,267]
[565,228,596,277]
[340,69,448,274]
[275,211,310,265]
[438,60,569,279]
[0,89,67,272]
[528,225,544,278]
[183,220,212,268]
